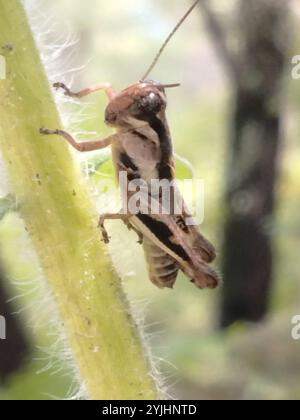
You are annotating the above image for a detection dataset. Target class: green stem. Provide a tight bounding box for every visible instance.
[0,0,158,400]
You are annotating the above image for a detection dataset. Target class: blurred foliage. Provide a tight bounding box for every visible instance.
[0,196,17,221]
[0,0,300,400]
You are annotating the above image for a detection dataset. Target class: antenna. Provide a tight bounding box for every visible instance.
[141,0,199,81]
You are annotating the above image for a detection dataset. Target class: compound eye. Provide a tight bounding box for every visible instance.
[138,92,164,114]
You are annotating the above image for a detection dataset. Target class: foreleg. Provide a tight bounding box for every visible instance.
[53,82,116,100]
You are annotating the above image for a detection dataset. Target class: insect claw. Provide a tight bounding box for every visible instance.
[40,127,51,135]
[98,218,111,244]
[39,128,59,136]
[53,82,66,91]
[101,236,111,244]
[53,82,74,97]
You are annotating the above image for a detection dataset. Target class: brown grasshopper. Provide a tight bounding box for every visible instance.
[40,0,220,290]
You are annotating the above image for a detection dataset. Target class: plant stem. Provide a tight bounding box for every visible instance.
[0,0,158,400]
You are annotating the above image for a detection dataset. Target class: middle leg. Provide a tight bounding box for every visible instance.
[98,213,130,244]
[98,213,143,245]
[40,128,115,152]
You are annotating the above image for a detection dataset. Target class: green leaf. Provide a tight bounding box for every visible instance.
[175,154,194,180]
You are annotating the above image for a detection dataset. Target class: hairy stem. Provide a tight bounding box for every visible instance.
[0,0,158,400]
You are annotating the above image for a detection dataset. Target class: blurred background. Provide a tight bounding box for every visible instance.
[0,0,300,400]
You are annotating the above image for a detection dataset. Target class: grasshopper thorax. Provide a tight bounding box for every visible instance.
[105,80,167,129]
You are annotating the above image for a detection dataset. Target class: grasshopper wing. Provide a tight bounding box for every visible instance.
[131,212,220,290]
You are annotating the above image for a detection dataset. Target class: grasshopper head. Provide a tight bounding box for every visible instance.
[105,80,177,129]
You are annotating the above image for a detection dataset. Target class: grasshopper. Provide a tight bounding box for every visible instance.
[40,0,220,290]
